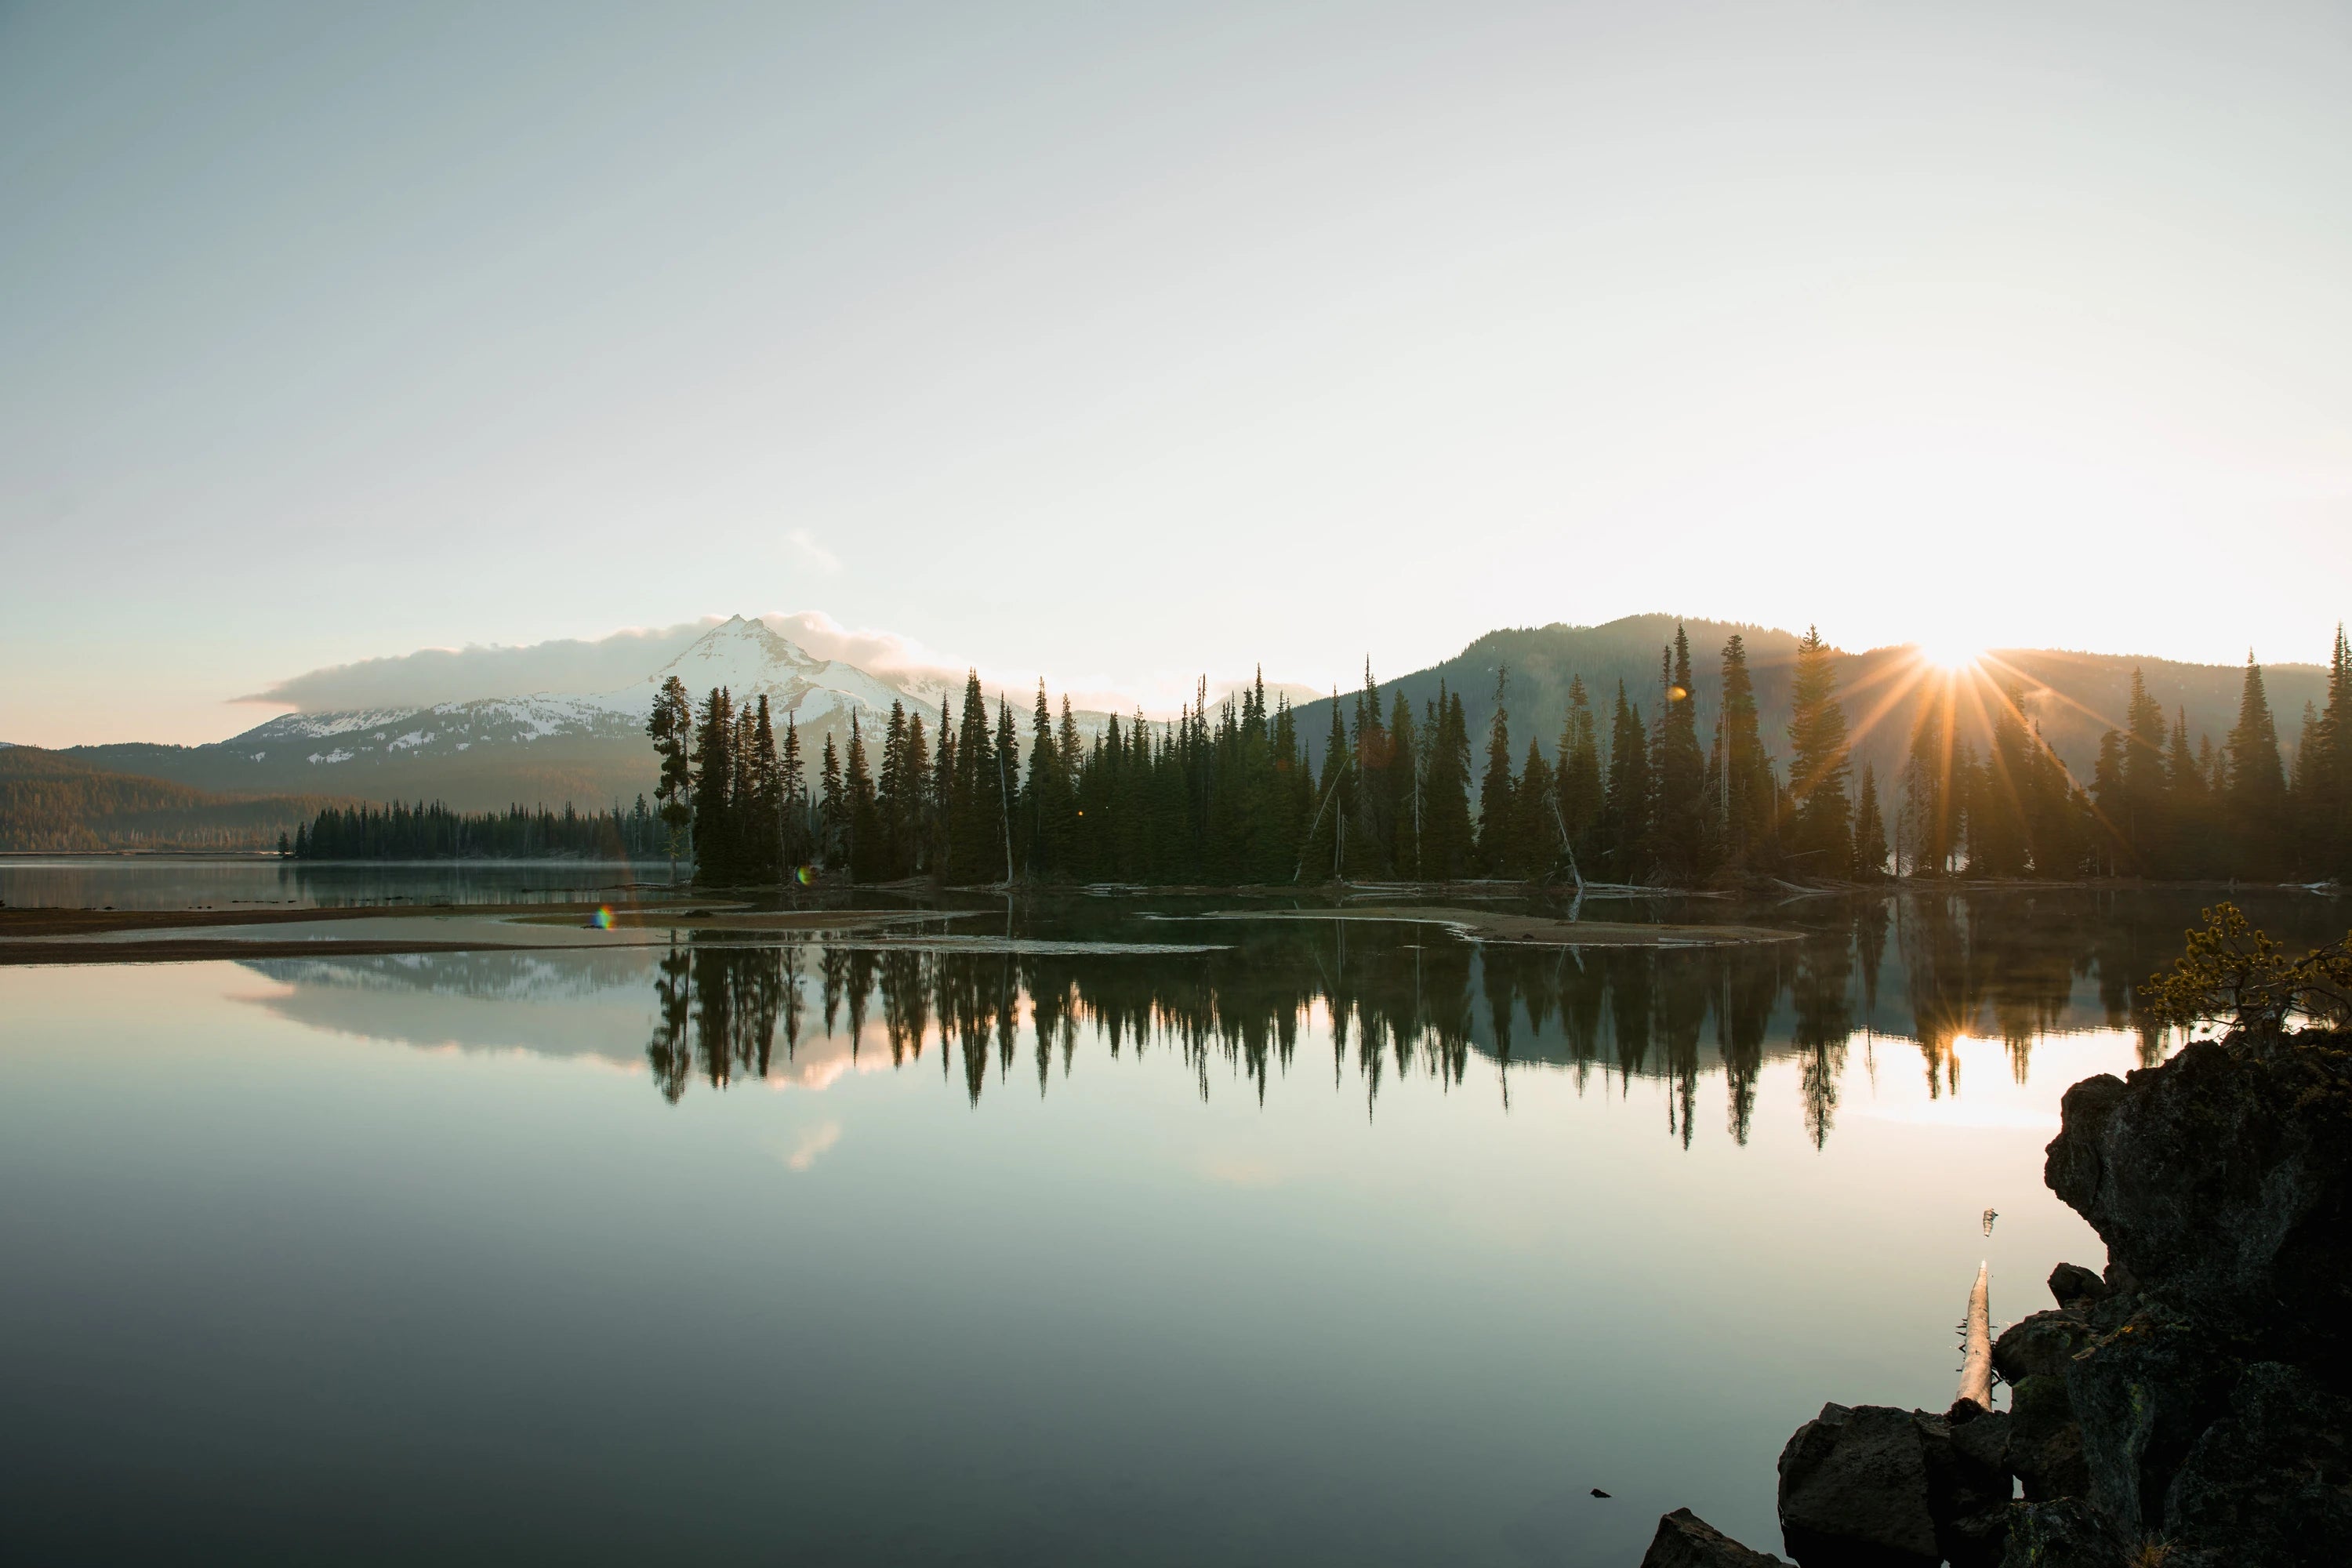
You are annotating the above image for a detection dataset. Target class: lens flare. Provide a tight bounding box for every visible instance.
[1915,636,1984,671]
[591,906,615,930]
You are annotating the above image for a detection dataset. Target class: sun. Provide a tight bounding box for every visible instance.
[1915,635,1984,671]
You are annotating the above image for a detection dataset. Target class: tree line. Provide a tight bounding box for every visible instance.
[289,798,669,860]
[652,620,2351,887]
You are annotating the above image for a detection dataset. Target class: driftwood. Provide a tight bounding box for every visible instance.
[1956,1261,1993,1410]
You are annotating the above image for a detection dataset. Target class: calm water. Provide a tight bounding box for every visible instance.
[2,883,2343,1565]
[0,855,681,911]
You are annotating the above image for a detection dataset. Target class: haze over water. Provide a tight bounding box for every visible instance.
[5,870,2335,1564]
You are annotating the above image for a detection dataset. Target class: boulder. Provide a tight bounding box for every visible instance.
[2003,1375,2088,1503]
[2063,1311,2240,1530]
[1639,1508,1787,1567]
[1776,1403,2011,1568]
[1991,1312,2095,1385]
[1994,1498,2131,1568]
[2046,1263,2106,1308]
[2043,1035,2352,1375]
[1779,1404,1941,1567]
[2160,1361,2352,1568]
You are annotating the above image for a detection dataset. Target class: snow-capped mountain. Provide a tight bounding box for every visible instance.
[65,617,942,811]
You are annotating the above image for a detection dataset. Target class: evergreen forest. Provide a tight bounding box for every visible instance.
[647,622,2352,888]
[291,798,669,861]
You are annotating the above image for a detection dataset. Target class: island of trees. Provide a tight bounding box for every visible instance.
[647,622,2352,889]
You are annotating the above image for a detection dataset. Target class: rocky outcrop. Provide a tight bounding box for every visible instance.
[1775,1403,2009,1567]
[2043,1033,2352,1377]
[1651,1025,2352,1568]
[1639,1508,1788,1567]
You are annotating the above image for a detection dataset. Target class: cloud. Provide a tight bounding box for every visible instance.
[785,529,841,575]
[238,606,1323,720]
[238,619,726,711]
[779,1120,843,1171]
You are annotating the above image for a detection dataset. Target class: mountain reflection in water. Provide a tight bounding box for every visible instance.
[241,889,2344,1148]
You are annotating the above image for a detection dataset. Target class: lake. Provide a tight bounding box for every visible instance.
[2,873,2341,1565]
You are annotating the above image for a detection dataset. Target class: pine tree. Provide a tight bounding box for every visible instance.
[691,687,735,884]
[1415,686,1474,880]
[1556,675,1603,871]
[749,696,782,883]
[1784,626,1851,877]
[818,734,846,869]
[846,716,881,881]
[1903,691,1958,876]
[2223,653,2288,877]
[1386,688,1421,878]
[1851,764,1887,878]
[647,675,695,877]
[779,718,810,868]
[1512,737,1555,879]
[1475,669,1516,874]
[2121,670,2169,874]
[1599,682,1652,881]
[1718,635,1774,869]
[1650,628,1708,880]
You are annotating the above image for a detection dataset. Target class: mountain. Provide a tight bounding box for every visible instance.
[60,617,949,814]
[1296,615,2328,789]
[0,746,349,852]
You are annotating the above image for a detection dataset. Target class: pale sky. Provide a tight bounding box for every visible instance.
[3,2,2347,746]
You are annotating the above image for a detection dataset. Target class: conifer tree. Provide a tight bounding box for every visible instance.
[749,696,782,882]
[1512,737,1556,879]
[1784,626,1851,876]
[1650,629,1708,880]
[846,716,881,881]
[647,675,695,876]
[2120,670,2169,873]
[818,734,846,870]
[931,699,955,876]
[2165,710,2212,879]
[1902,691,1958,876]
[1411,686,1473,880]
[691,688,736,884]
[1475,669,1516,874]
[2223,653,2288,877]
[779,717,811,869]
[1599,682,1653,880]
[1556,675,1603,868]
[1386,688,1421,878]
[1851,764,1886,878]
[1718,636,1774,868]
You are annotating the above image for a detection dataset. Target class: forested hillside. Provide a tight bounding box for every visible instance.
[1295,616,2328,787]
[0,747,343,852]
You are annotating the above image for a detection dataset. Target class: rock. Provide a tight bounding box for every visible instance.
[2004,1375,2089,1502]
[1640,1508,1787,1567]
[1994,1498,2131,1567]
[1992,1312,2096,1384]
[1779,1403,1941,1567]
[2064,1311,2240,1530]
[1776,1403,2012,1568]
[2043,1034,2352,1376]
[2160,1361,2352,1567]
[2046,1263,2106,1308]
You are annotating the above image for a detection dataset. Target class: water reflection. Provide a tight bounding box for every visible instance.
[241,889,2346,1148]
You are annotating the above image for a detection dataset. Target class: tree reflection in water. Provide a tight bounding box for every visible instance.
[635,891,2347,1143]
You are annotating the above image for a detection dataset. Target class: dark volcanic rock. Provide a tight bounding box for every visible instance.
[1639,1508,1786,1567]
[2043,1035,2352,1375]
[1992,1312,2096,1385]
[1994,1498,2131,1568]
[2002,1375,2088,1503]
[2161,1361,2352,1568]
[2046,1263,2106,1308]
[1779,1404,1940,1567]
[1776,1403,2009,1568]
[2065,1311,2241,1530]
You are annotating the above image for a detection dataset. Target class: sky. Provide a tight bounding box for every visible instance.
[2,1,2347,746]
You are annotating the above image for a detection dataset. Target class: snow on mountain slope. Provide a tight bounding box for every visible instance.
[213,617,927,779]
